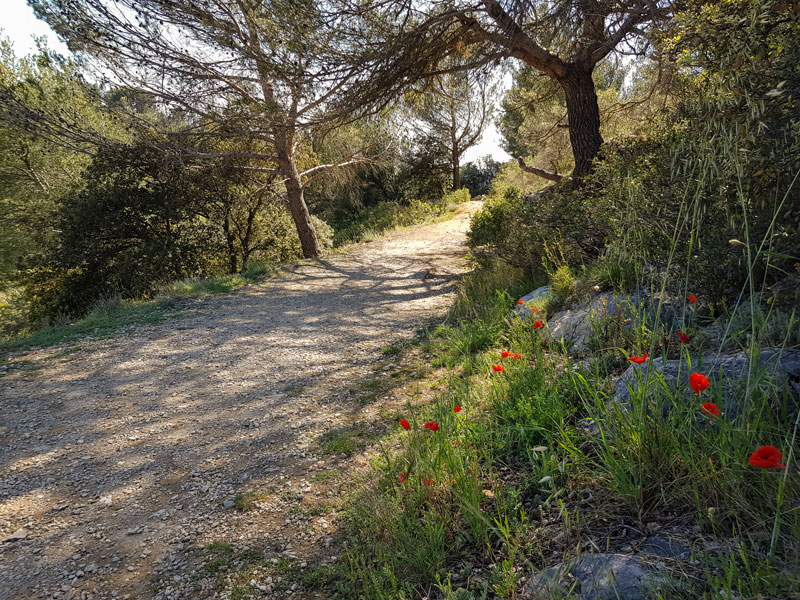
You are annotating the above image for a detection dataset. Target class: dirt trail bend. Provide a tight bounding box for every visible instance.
[0,201,482,600]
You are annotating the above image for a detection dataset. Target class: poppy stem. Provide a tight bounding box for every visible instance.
[769,408,800,557]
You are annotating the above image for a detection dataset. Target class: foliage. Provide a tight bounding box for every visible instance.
[332,188,470,246]
[331,259,799,599]
[459,155,501,197]
[468,185,607,279]
[403,69,498,190]
[23,143,220,319]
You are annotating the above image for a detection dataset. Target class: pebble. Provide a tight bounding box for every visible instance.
[1,528,29,543]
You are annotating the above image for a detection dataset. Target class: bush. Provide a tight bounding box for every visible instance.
[332,191,468,246]
[23,144,221,319]
[468,185,607,279]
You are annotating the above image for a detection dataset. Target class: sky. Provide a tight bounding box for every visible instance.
[2,0,510,164]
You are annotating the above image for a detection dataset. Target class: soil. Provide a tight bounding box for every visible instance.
[0,201,482,600]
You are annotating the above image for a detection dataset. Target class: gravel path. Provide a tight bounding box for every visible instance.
[0,201,481,600]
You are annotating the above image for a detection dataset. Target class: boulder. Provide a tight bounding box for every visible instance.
[547,292,633,354]
[521,553,679,600]
[514,285,550,318]
[614,349,800,417]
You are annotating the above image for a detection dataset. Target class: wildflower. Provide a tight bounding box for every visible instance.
[398,472,406,483]
[510,353,522,360]
[501,351,511,358]
[689,372,710,394]
[530,306,538,312]
[629,353,648,364]
[533,320,544,329]
[688,294,698,303]
[678,330,691,344]
[748,445,786,469]
[399,418,410,430]
[516,300,525,305]
[424,421,440,432]
[423,478,432,485]
[701,402,720,417]
[493,364,504,373]
[452,441,458,446]
[453,405,462,413]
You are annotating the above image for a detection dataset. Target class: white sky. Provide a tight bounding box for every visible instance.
[1,0,69,56]
[1,0,510,164]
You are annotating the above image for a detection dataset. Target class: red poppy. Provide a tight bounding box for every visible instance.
[501,351,511,358]
[493,364,504,372]
[530,306,538,312]
[453,405,462,413]
[749,445,786,469]
[516,300,525,305]
[510,353,522,360]
[701,402,720,417]
[688,294,698,303]
[423,478,432,485]
[399,418,410,430]
[678,330,692,344]
[398,472,406,483]
[689,372,710,394]
[533,320,544,329]
[424,421,440,432]
[629,353,648,364]
[452,441,458,446]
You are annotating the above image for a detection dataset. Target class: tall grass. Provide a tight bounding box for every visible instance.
[332,159,800,599]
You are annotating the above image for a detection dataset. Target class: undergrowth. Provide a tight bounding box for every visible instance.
[329,256,799,600]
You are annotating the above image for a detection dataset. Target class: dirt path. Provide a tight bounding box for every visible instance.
[0,202,481,600]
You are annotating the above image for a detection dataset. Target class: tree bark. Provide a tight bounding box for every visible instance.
[452,149,461,191]
[222,211,238,274]
[274,127,321,259]
[284,170,320,258]
[561,67,603,178]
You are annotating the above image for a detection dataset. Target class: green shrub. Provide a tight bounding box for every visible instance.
[332,193,466,246]
[468,185,606,279]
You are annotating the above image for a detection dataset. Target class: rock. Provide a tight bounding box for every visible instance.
[521,553,679,600]
[99,495,112,507]
[639,536,690,559]
[223,500,235,509]
[1,528,29,543]
[614,349,800,416]
[547,293,627,354]
[514,286,550,318]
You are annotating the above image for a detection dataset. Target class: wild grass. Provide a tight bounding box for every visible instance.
[332,189,471,247]
[330,245,799,599]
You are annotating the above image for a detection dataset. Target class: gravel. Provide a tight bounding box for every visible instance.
[0,202,481,600]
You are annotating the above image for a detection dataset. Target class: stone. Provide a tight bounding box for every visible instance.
[514,286,550,317]
[639,536,690,560]
[1,528,29,543]
[223,500,235,509]
[614,349,800,417]
[521,553,679,600]
[547,292,628,354]
[99,495,112,507]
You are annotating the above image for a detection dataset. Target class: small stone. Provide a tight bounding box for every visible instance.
[223,500,235,509]
[1,528,29,543]
[99,495,112,507]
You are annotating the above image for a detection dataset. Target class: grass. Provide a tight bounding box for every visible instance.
[0,192,470,356]
[0,262,275,356]
[233,491,271,512]
[331,189,471,247]
[325,255,800,599]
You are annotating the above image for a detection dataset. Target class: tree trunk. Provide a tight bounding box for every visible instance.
[222,212,238,274]
[452,151,461,191]
[284,172,320,258]
[561,67,603,178]
[274,128,321,259]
